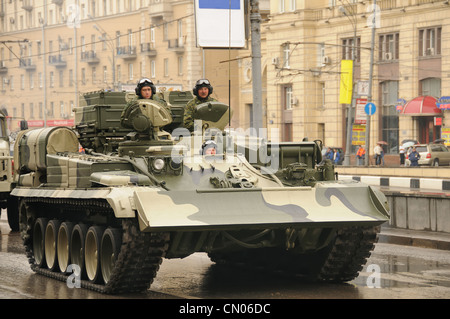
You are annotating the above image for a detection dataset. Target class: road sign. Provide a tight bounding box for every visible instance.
[365,102,376,115]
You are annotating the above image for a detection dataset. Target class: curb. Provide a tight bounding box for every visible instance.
[339,175,450,191]
[379,227,450,250]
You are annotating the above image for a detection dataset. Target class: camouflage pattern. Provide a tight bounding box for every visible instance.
[0,111,15,230]
[12,129,389,234]
[183,96,217,132]
[120,94,168,130]
[11,91,390,292]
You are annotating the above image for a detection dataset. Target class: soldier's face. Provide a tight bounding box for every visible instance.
[141,86,153,99]
[198,87,209,99]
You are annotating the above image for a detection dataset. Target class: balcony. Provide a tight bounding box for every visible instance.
[22,0,34,11]
[52,0,64,5]
[167,39,184,54]
[19,58,36,71]
[116,46,137,60]
[48,54,67,68]
[0,61,7,74]
[141,43,157,57]
[148,0,173,21]
[81,51,100,64]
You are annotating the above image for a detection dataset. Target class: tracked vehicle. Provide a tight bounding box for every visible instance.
[13,90,389,294]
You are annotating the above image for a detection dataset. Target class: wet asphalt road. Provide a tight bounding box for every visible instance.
[2,212,450,301]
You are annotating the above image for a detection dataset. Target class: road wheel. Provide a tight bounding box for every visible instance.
[33,218,48,268]
[57,222,74,273]
[101,228,122,284]
[44,219,61,271]
[85,226,105,283]
[71,223,88,279]
[433,159,439,167]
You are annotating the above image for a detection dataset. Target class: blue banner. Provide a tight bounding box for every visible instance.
[199,0,240,10]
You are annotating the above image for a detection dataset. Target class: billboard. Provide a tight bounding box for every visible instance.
[194,0,246,48]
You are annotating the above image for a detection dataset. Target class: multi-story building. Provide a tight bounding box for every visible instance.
[0,0,242,131]
[1,0,449,162]
[258,0,449,159]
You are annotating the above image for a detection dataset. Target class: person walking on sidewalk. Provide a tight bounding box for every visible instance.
[374,143,383,166]
[356,145,365,166]
[399,144,405,166]
[408,146,420,167]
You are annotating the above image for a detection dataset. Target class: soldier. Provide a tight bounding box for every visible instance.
[183,79,217,132]
[121,78,166,129]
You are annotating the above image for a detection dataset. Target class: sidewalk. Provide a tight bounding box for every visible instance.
[379,226,450,250]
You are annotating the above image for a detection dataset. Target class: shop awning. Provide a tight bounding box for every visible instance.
[400,96,441,116]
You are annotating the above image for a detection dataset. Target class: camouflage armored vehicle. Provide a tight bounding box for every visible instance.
[12,90,389,294]
[0,110,18,231]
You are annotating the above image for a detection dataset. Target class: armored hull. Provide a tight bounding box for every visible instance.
[12,91,389,294]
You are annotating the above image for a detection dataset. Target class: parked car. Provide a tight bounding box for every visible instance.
[405,143,450,166]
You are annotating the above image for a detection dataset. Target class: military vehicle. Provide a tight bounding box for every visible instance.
[0,110,17,231]
[12,90,389,294]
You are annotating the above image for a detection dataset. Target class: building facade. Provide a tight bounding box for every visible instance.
[259,0,449,158]
[1,0,449,161]
[0,0,241,131]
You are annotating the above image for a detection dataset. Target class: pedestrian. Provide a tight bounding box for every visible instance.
[408,146,420,167]
[399,144,405,166]
[374,143,383,166]
[356,145,365,166]
[332,148,341,165]
[183,79,217,132]
[325,147,333,161]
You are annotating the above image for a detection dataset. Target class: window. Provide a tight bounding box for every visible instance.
[282,43,290,68]
[59,70,64,87]
[163,23,168,41]
[381,81,399,153]
[342,37,360,63]
[69,69,73,86]
[420,78,441,97]
[80,36,85,53]
[50,72,55,88]
[164,58,169,77]
[279,0,285,13]
[29,103,34,119]
[289,0,296,11]
[151,60,156,78]
[419,27,441,57]
[128,63,133,80]
[29,73,34,89]
[379,32,399,61]
[103,66,107,83]
[178,56,183,75]
[284,86,293,110]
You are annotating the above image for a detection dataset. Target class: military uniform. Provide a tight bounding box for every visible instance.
[183,96,217,132]
[121,94,167,129]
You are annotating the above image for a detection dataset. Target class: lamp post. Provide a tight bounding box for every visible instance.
[339,4,357,166]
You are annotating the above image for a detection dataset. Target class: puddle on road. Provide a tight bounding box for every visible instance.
[352,251,450,289]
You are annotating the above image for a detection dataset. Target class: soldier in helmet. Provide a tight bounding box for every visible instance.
[121,78,166,129]
[183,79,217,132]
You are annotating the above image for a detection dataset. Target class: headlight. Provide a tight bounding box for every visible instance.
[152,158,165,171]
